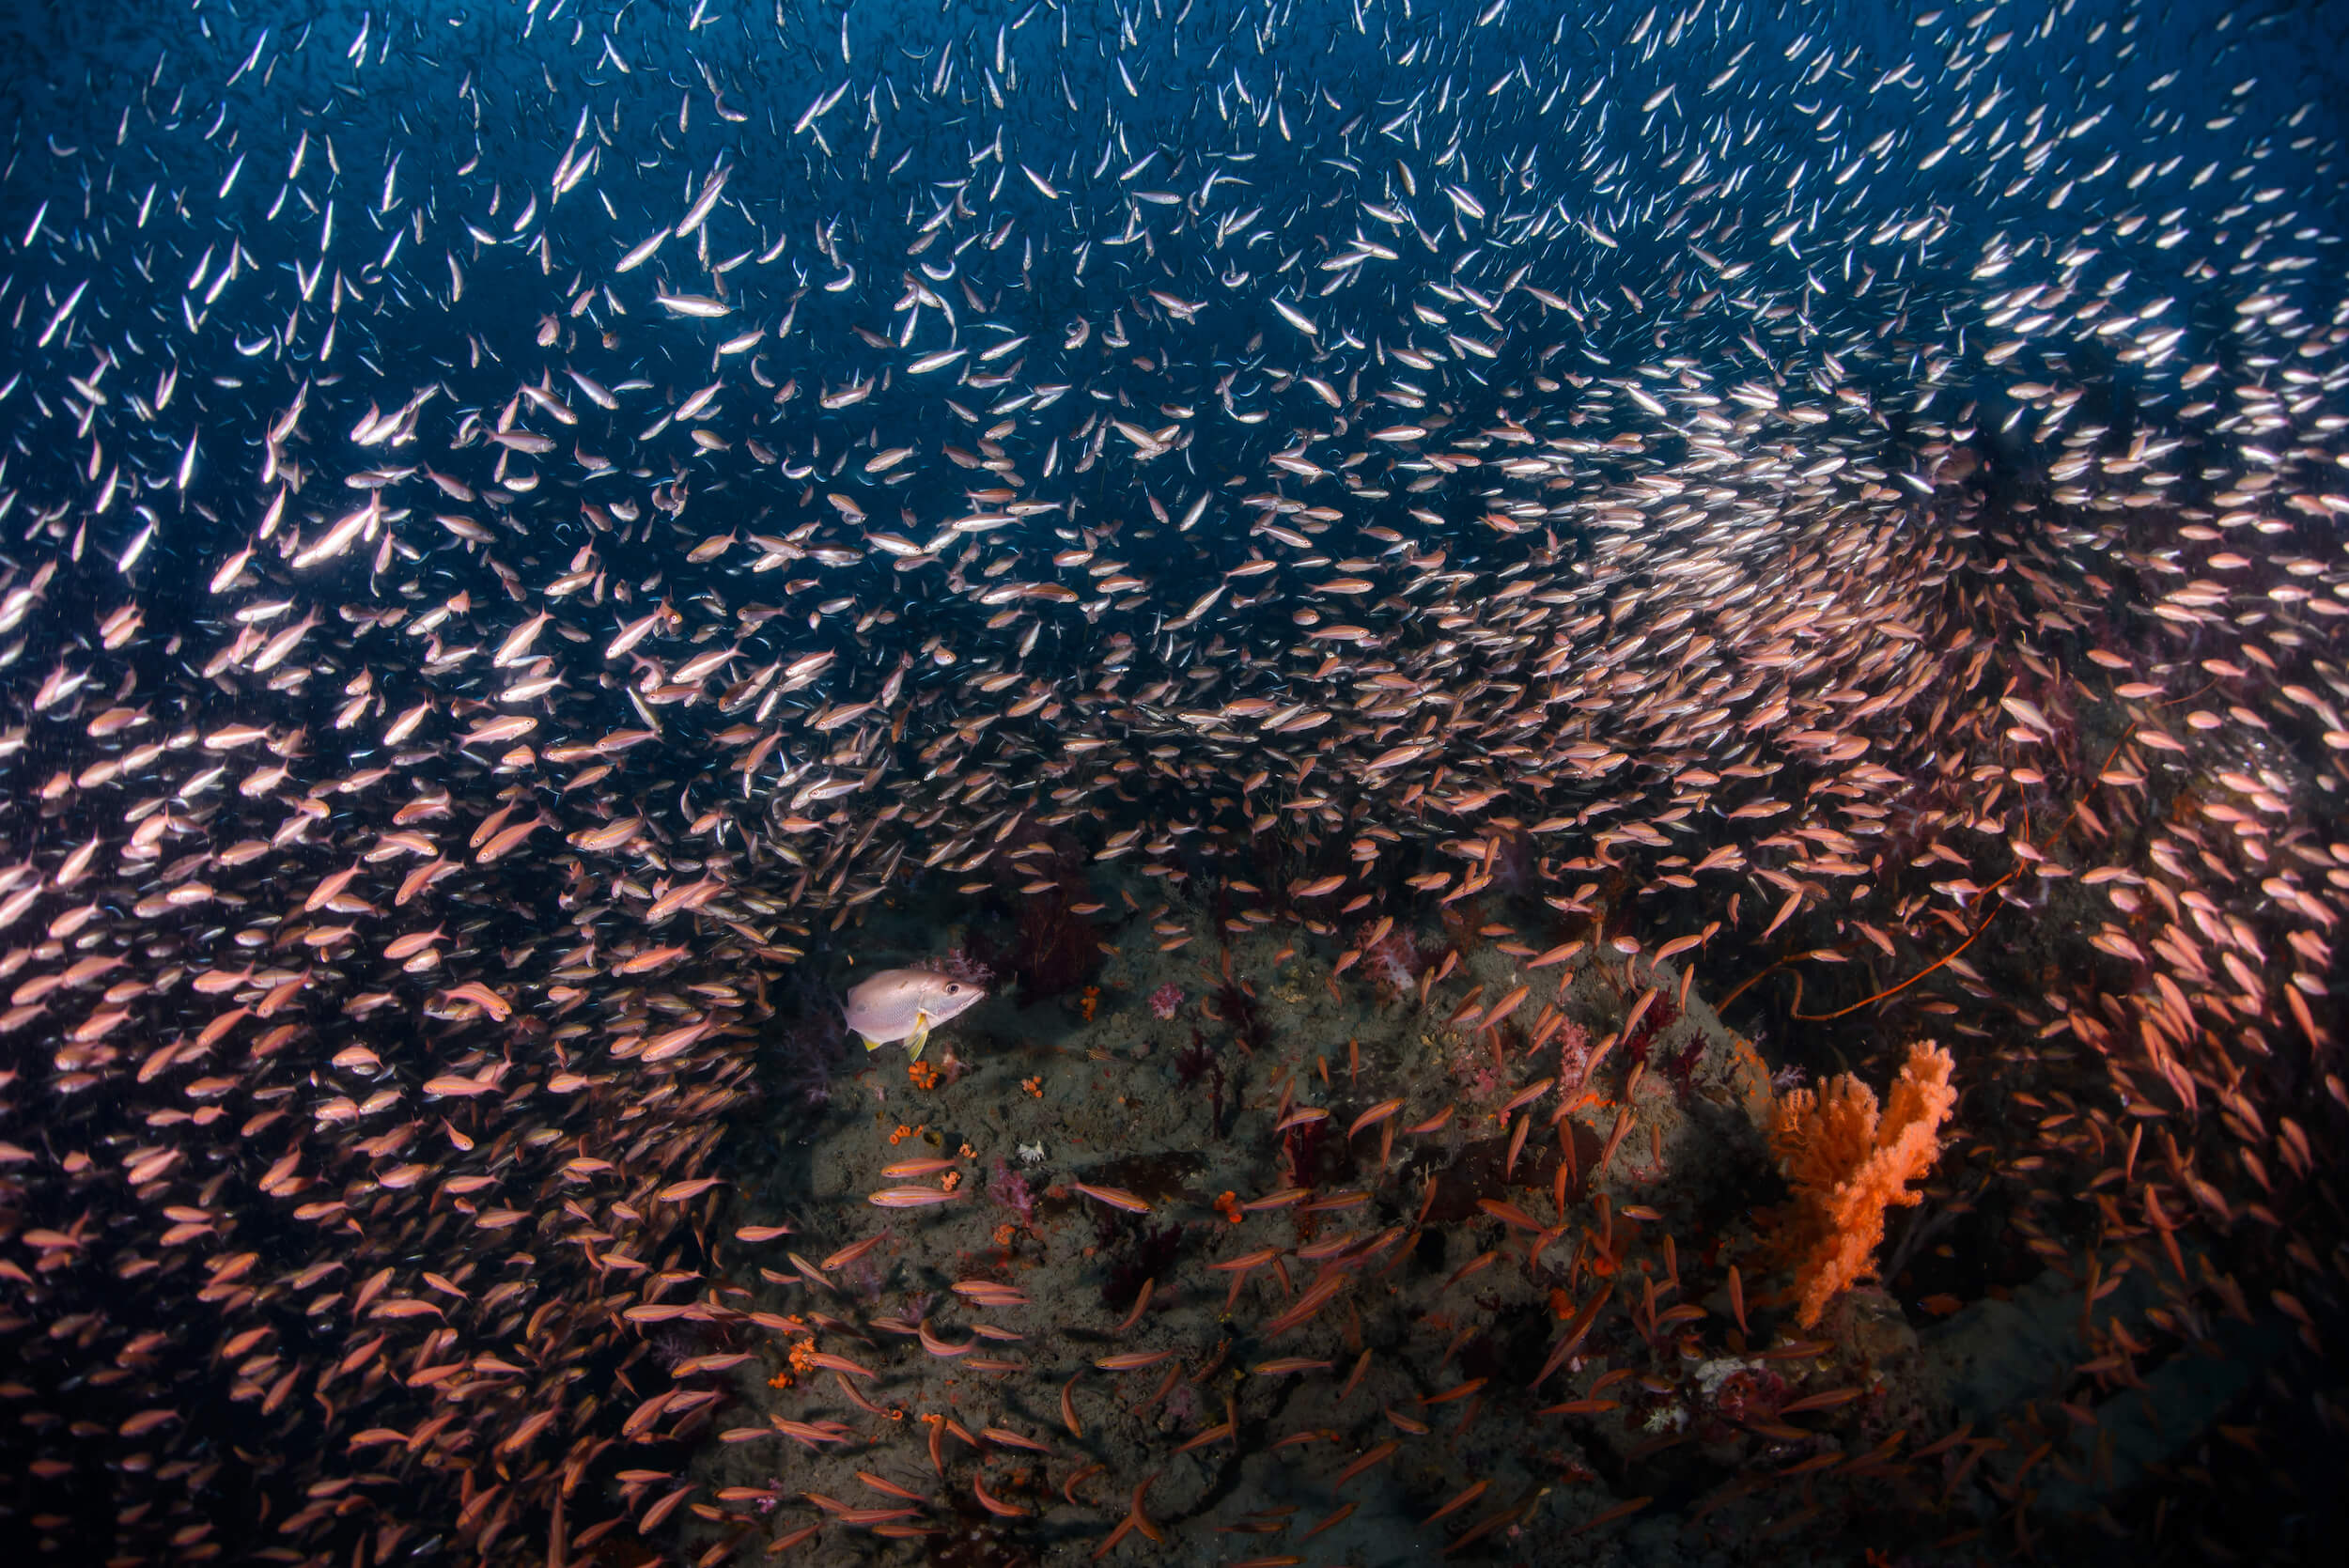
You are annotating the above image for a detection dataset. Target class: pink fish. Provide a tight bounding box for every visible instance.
[1070,1182,1151,1214]
[867,1186,964,1208]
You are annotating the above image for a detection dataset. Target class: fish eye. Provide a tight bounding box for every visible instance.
[946,983,962,994]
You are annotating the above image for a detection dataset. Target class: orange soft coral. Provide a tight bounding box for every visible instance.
[1768,1042,1957,1328]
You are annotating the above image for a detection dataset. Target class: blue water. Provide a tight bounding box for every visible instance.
[6,0,2341,552]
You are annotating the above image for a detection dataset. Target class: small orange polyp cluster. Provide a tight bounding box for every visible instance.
[907,1059,941,1091]
[768,1333,821,1389]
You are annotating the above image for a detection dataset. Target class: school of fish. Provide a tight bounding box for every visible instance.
[1,0,2345,1560]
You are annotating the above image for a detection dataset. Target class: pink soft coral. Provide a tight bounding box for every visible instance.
[1355,919,1425,996]
[1148,982,1184,1019]
[1768,1042,1957,1328]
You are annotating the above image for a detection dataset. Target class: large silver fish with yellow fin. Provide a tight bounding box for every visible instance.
[843,968,986,1060]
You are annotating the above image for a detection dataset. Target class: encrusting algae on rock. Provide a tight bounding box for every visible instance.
[1769,1043,1961,1329]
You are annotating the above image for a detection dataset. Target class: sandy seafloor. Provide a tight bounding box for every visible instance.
[635,863,2256,1567]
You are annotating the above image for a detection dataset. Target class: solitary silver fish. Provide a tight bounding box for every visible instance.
[843,969,986,1060]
